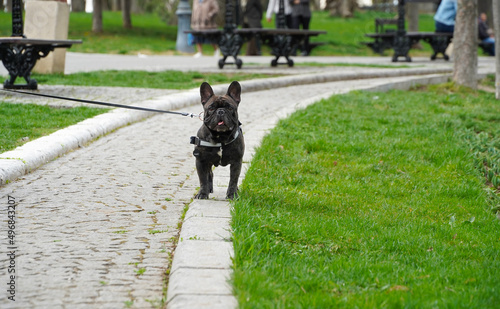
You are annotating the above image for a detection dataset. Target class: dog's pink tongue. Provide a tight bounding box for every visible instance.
[218,121,224,126]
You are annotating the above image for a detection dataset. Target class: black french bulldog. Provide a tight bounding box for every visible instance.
[191,81,245,200]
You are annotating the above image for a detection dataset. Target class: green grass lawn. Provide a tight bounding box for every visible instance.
[29,70,279,89]
[67,11,178,54]
[0,103,107,153]
[232,83,500,308]
[0,11,177,55]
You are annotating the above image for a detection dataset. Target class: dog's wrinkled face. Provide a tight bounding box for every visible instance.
[200,81,241,134]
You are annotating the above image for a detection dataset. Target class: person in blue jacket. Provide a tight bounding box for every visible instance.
[434,0,457,33]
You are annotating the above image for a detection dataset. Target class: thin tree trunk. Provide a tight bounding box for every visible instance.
[131,0,143,14]
[4,0,12,13]
[408,3,422,49]
[340,0,352,17]
[453,0,477,89]
[493,0,500,99]
[407,3,418,31]
[92,0,103,33]
[122,0,132,29]
[72,0,86,12]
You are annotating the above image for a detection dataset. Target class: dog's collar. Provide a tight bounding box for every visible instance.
[190,128,240,148]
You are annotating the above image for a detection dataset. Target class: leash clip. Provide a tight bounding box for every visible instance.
[190,136,200,146]
[185,112,203,121]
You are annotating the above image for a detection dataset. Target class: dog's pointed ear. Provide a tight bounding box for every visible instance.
[200,82,214,106]
[227,81,241,104]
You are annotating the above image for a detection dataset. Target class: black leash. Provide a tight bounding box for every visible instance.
[1,88,202,119]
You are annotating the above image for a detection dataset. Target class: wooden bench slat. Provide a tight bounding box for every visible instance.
[0,38,82,45]
[186,29,325,36]
[366,32,453,38]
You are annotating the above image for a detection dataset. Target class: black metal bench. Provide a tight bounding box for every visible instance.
[364,0,448,62]
[365,31,453,62]
[363,18,397,54]
[375,18,398,34]
[0,0,82,89]
[186,0,326,69]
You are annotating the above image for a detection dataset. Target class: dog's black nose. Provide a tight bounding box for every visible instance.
[217,109,225,116]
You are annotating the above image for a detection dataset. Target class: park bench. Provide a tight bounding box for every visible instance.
[364,18,398,54]
[375,18,398,34]
[186,0,326,69]
[364,0,452,62]
[0,0,81,90]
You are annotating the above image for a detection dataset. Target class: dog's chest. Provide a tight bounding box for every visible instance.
[195,146,232,167]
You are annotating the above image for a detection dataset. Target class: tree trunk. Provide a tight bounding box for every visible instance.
[407,3,423,49]
[328,0,339,17]
[92,0,103,33]
[407,3,419,31]
[131,0,143,14]
[122,0,132,29]
[4,0,12,13]
[340,0,352,17]
[493,0,500,99]
[102,0,110,11]
[111,0,121,11]
[72,0,86,12]
[311,0,321,11]
[453,0,477,89]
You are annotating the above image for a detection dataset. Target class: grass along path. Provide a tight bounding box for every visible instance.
[28,70,280,89]
[232,83,500,308]
[0,103,107,153]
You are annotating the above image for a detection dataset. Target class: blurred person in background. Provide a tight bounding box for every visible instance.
[191,0,220,58]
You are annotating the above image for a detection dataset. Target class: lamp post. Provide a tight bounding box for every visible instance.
[176,0,194,53]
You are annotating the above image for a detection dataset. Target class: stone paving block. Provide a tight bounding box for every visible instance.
[167,295,237,309]
[166,268,233,301]
[179,216,232,241]
[185,199,232,219]
[170,240,233,272]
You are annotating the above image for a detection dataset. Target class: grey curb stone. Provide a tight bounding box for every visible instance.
[167,295,238,309]
[167,200,235,308]
[171,240,233,270]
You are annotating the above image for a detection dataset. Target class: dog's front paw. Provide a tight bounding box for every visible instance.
[226,189,238,200]
[195,191,210,199]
